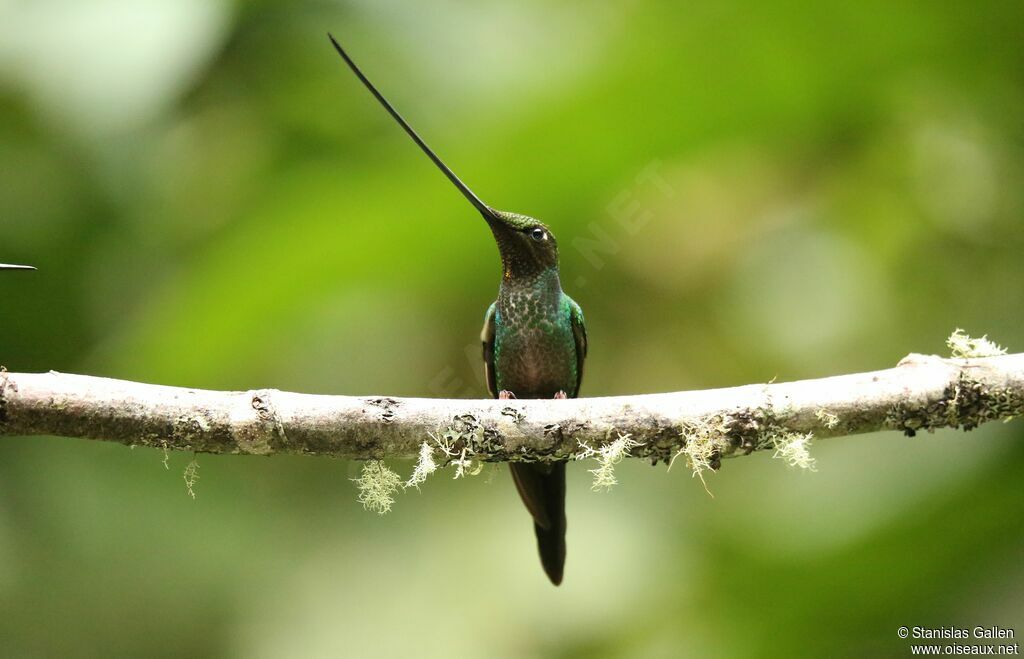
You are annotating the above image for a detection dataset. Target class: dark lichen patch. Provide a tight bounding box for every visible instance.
[134,413,211,454]
[471,413,572,462]
[887,402,924,437]
[948,377,986,431]
[948,376,1024,430]
[446,409,584,464]
[690,405,780,459]
[561,420,590,441]
[433,413,501,463]
[500,406,524,422]
[172,415,208,443]
[247,392,289,451]
[725,410,769,455]
[541,423,565,452]
[886,373,1024,436]
[620,416,684,465]
[449,414,482,443]
[984,387,1024,422]
[673,402,819,482]
[424,415,495,476]
[366,397,399,423]
[733,404,819,471]
[251,393,273,420]
[635,439,678,466]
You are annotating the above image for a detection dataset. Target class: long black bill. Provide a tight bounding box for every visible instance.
[327,33,498,221]
[0,264,35,271]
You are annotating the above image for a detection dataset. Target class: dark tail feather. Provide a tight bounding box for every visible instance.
[510,462,567,585]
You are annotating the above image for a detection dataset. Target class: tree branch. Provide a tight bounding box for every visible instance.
[1,353,1021,467]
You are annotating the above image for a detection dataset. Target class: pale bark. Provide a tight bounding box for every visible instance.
[1,353,1021,465]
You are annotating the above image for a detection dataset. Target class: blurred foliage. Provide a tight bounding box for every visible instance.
[1,0,1023,657]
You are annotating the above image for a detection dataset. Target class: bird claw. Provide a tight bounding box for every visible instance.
[500,390,567,399]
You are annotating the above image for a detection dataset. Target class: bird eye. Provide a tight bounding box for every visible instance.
[530,228,546,241]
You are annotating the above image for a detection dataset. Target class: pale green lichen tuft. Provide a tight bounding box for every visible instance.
[764,430,817,471]
[576,433,641,491]
[433,429,459,456]
[815,409,840,429]
[183,459,200,499]
[947,328,1007,359]
[403,441,438,490]
[672,416,730,495]
[161,440,171,470]
[450,450,484,479]
[353,460,402,514]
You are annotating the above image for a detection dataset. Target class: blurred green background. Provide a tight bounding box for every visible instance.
[1,0,1023,657]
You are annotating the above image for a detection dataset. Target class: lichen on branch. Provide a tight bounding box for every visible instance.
[1,346,1021,477]
[353,461,401,514]
[947,328,1007,359]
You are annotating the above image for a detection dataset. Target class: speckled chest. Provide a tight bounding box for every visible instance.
[492,282,577,398]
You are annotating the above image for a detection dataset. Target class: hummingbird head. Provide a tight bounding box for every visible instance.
[485,210,559,279]
[327,35,560,279]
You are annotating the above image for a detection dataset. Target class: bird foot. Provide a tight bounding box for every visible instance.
[499,390,517,400]
[553,391,568,399]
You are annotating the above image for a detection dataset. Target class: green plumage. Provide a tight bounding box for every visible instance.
[479,210,587,586]
[327,37,586,586]
[482,274,586,400]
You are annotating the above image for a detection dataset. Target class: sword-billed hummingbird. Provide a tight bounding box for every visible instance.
[329,34,587,585]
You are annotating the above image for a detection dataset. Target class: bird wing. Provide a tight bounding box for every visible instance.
[566,294,588,397]
[481,301,498,399]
